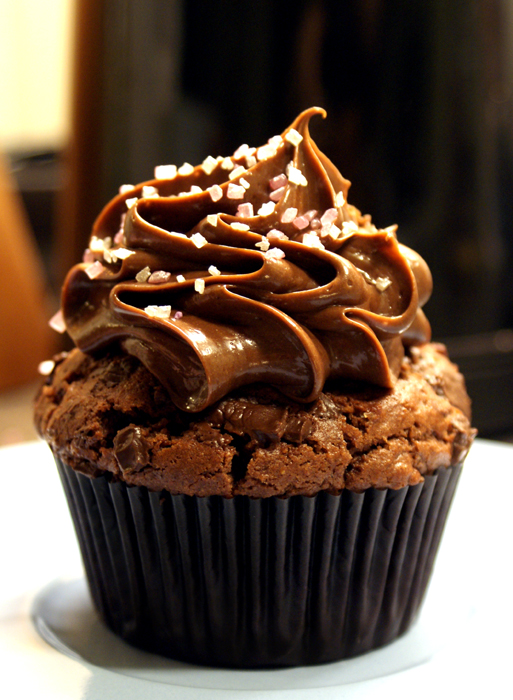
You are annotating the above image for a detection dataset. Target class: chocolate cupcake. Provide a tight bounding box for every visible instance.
[35,107,475,667]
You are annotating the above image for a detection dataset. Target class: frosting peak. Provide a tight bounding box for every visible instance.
[61,108,432,411]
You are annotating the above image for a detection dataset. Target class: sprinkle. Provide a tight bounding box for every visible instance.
[256,144,276,161]
[304,210,317,221]
[326,224,341,239]
[229,165,246,180]
[255,238,270,251]
[221,157,234,171]
[176,274,186,283]
[103,248,113,263]
[49,309,66,333]
[342,221,359,235]
[375,277,392,292]
[267,229,289,241]
[125,197,138,209]
[112,247,134,260]
[142,185,159,198]
[227,183,245,199]
[310,218,321,230]
[320,208,338,226]
[269,186,285,202]
[201,155,218,175]
[154,164,177,179]
[302,233,325,250]
[284,128,303,146]
[233,143,250,159]
[148,270,172,284]
[174,310,183,320]
[85,261,105,279]
[281,207,298,223]
[208,265,221,276]
[269,173,287,190]
[136,266,151,282]
[189,185,203,194]
[268,135,283,148]
[83,248,94,263]
[237,202,254,218]
[89,236,105,253]
[264,247,286,260]
[292,215,310,230]
[191,232,208,248]
[245,154,257,168]
[114,230,125,245]
[119,184,134,194]
[286,163,308,186]
[335,191,345,207]
[257,201,275,216]
[194,278,205,293]
[178,162,194,175]
[231,222,250,231]
[145,305,171,319]
[207,184,223,202]
[38,359,55,376]
[239,178,250,190]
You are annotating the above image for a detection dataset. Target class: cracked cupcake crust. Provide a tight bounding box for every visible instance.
[34,343,475,497]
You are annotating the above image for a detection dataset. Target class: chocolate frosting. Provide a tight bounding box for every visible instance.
[62,107,432,412]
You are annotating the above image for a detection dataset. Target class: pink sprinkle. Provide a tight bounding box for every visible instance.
[269,174,287,190]
[227,183,245,199]
[267,229,289,241]
[85,261,105,279]
[280,207,298,224]
[114,230,125,245]
[320,208,338,226]
[82,248,95,263]
[208,184,223,202]
[148,270,172,284]
[49,309,66,333]
[264,247,286,260]
[269,186,285,202]
[292,215,310,230]
[174,311,183,320]
[236,202,254,218]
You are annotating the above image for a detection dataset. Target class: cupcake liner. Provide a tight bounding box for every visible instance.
[55,457,462,668]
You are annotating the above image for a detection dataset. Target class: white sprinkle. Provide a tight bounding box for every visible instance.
[320,208,338,226]
[119,184,134,194]
[268,135,283,148]
[229,165,246,180]
[267,229,289,241]
[342,221,359,235]
[237,202,254,218]
[103,248,113,264]
[285,128,303,146]
[221,157,234,171]
[207,214,218,226]
[89,236,105,253]
[302,233,325,250]
[176,274,186,283]
[201,155,218,175]
[375,277,392,292]
[286,164,308,186]
[257,201,275,216]
[178,162,194,175]
[207,184,223,202]
[269,186,285,202]
[335,191,346,207]
[310,218,321,230]
[239,178,250,190]
[233,143,250,159]
[154,164,177,179]
[113,247,134,261]
[142,185,159,198]
[264,247,286,260]
[85,261,105,279]
[194,278,205,294]
[255,238,270,251]
[281,207,298,223]
[292,215,310,230]
[269,173,288,190]
[245,154,257,168]
[145,305,172,319]
[304,209,317,221]
[227,183,245,199]
[208,265,221,276]
[125,197,138,209]
[327,224,341,239]
[191,232,208,248]
[136,266,151,283]
[49,309,66,333]
[188,185,202,194]
[256,144,276,161]
[38,359,55,376]
[231,222,250,231]
[148,270,172,284]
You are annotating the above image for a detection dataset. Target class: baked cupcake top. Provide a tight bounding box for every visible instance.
[56,107,433,412]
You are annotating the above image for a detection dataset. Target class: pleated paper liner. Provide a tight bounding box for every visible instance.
[55,457,462,668]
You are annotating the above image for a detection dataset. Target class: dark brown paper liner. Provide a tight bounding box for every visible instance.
[55,457,462,668]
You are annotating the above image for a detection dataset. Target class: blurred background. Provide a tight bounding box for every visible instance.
[1,0,512,444]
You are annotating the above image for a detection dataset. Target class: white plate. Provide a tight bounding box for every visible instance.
[0,439,512,699]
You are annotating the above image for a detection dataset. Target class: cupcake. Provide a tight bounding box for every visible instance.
[35,107,475,667]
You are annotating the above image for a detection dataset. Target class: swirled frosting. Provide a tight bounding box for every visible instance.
[61,107,432,412]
